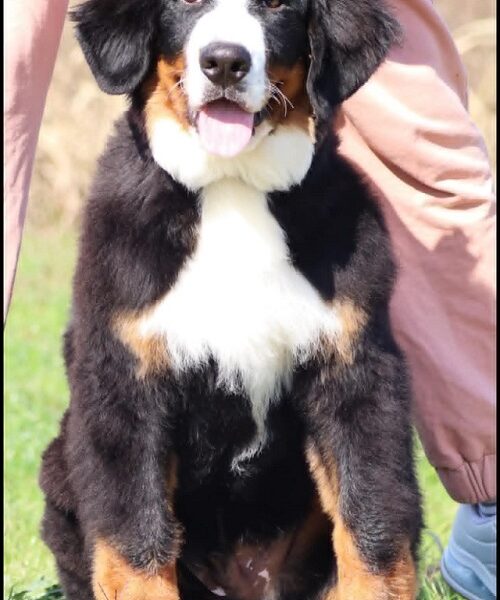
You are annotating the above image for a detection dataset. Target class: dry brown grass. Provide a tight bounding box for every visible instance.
[439,0,496,177]
[29,0,496,230]
[28,16,125,231]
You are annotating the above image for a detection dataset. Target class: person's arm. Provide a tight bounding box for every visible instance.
[336,0,495,504]
[4,0,69,322]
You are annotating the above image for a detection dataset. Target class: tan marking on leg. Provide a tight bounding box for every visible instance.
[327,299,368,366]
[306,445,339,519]
[334,521,417,600]
[307,445,418,600]
[385,548,418,599]
[267,61,314,135]
[92,539,179,600]
[112,310,169,378]
[144,55,189,134]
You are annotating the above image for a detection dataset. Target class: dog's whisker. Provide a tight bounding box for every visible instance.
[98,582,111,600]
[267,82,294,117]
[270,81,294,108]
[268,86,286,113]
[167,78,186,99]
[269,93,286,117]
[275,87,294,111]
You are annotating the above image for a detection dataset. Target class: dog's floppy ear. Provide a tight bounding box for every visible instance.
[71,0,158,95]
[306,0,401,125]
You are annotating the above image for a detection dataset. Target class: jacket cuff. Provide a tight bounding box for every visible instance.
[436,453,496,504]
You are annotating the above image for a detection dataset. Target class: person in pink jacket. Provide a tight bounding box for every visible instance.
[4,0,496,598]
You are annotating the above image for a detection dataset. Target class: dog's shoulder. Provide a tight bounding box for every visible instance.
[270,131,396,307]
[74,110,199,320]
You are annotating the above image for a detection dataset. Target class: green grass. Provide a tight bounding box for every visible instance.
[4,229,76,599]
[4,228,464,599]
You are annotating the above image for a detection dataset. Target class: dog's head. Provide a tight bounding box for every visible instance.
[73,0,400,190]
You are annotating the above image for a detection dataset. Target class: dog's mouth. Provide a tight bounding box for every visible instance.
[194,99,267,158]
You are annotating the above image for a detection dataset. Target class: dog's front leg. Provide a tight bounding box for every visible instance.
[298,336,423,600]
[92,537,179,600]
[66,345,182,600]
[90,458,181,600]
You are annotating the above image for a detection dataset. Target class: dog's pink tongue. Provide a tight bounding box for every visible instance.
[197,101,254,157]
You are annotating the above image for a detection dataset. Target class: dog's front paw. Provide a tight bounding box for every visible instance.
[92,539,179,600]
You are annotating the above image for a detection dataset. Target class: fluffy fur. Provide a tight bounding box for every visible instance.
[148,119,314,191]
[138,176,342,466]
[40,1,422,599]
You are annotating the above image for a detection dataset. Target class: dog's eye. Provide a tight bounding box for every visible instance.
[264,0,284,9]
[183,0,203,4]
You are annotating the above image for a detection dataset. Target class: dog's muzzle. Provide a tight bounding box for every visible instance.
[192,42,267,158]
[200,43,252,88]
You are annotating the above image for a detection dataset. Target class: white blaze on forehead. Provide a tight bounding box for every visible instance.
[185,0,267,112]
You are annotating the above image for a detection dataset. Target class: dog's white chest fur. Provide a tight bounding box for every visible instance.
[141,178,341,461]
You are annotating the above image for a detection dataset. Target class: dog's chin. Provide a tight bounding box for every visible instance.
[189,97,270,159]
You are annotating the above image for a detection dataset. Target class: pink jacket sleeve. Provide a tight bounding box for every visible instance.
[4,0,69,321]
[337,0,496,503]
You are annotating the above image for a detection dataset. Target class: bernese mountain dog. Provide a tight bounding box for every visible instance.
[39,0,423,598]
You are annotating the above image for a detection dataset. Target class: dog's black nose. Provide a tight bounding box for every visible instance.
[200,43,252,87]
